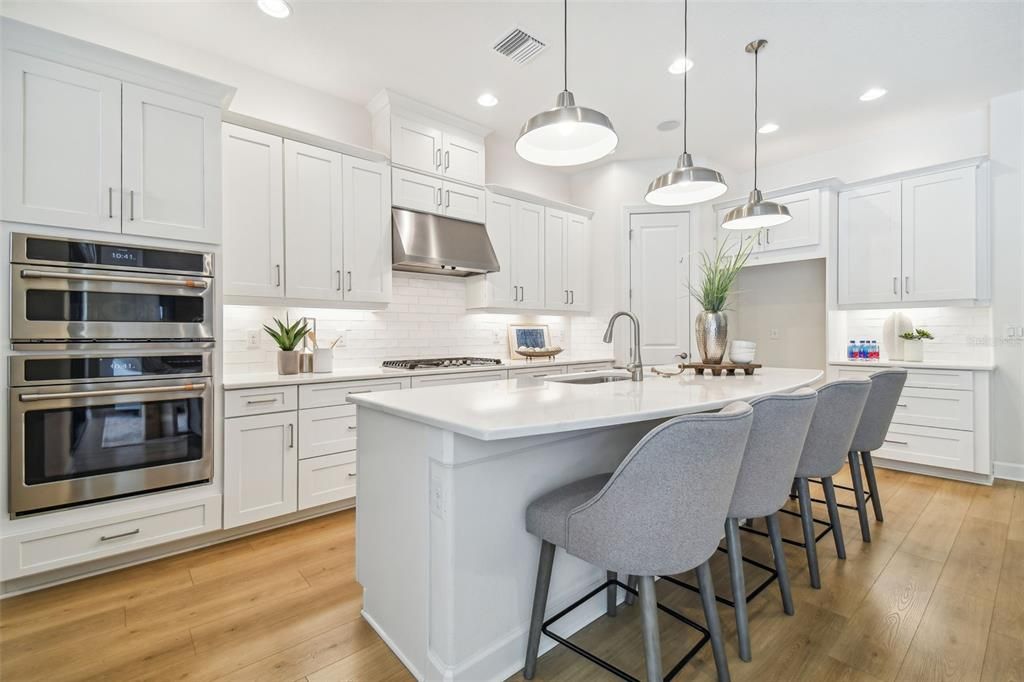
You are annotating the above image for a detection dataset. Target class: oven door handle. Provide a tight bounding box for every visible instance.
[19,269,209,290]
[19,383,207,402]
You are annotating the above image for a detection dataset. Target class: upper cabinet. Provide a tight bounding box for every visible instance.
[221,123,391,307]
[837,164,987,307]
[544,208,590,311]
[391,168,485,224]
[1,19,232,243]
[715,187,827,266]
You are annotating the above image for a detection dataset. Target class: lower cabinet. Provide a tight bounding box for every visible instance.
[299,454,358,510]
[223,411,298,529]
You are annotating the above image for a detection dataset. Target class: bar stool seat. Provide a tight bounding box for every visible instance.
[526,474,610,548]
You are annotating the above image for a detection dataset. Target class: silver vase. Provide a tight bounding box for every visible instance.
[695,311,728,364]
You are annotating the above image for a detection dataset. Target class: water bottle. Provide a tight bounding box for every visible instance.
[871,340,880,361]
[847,340,857,361]
[858,340,867,361]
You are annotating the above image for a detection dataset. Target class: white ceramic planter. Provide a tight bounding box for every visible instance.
[903,339,924,362]
[277,350,300,375]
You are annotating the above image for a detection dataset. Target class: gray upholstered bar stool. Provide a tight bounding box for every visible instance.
[523,403,754,682]
[845,368,909,541]
[788,379,871,589]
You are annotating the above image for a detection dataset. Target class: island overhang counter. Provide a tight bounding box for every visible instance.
[348,367,823,681]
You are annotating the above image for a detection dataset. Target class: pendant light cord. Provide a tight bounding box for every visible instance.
[563,0,568,92]
[682,0,688,154]
[753,44,759,190]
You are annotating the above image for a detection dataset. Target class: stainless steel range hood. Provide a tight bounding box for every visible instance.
[392,208,500,277]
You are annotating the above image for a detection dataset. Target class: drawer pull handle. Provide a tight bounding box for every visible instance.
[100,528,140,542]
[348,389,372,394]
[347,425,358,431]
[246,397,278,405]
[884,438,909,446]
[347,472,358,478]
[896,403,908,407]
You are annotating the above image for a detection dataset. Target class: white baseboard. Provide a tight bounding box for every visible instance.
[871,457,994,486]
[993,460,1024,482]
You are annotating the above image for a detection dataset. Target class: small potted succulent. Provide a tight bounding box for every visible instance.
[264,317,311,375]
[899,328,934,362]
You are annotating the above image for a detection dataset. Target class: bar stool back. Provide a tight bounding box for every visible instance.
[793,379,871,588]
[523,402,754,682]
[847,369,908,540]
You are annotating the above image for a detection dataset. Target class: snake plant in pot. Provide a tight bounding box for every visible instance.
[264,317,311,375]
[688,234,757,364]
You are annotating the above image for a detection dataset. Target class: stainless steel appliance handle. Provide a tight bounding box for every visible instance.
[100,528,140,541]
[129,190,135,221]
[20,382,207,402]
[20,269,209,289]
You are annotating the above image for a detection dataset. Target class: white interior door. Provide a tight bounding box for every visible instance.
[2,52,122,232]
[283,140,343,302]
[629,211,691,365]
[221,124,284,298]
[342,155,391,303]
[121,84,220,243]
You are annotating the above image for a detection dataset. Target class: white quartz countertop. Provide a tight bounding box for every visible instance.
[828,359,995,371]
[348,367,823,441]
[221,356,615,389]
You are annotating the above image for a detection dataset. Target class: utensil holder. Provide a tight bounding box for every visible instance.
[313,349,333,373]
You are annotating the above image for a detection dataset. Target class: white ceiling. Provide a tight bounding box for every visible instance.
[19,1,1024,171]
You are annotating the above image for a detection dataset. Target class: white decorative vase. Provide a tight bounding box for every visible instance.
[883,312,914,360]
[903,339,924,362]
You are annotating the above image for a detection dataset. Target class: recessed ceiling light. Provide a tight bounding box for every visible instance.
[476,93,498,107]
[859,87,887,102]
[257,0,291,17]
[667,57,694,75]
[758,122,780,134]
[656,119,681,132]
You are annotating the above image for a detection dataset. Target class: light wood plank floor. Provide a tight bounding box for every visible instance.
[0,469,1021,682]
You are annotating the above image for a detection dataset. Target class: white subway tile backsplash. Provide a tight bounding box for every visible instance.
[832,306,994,364]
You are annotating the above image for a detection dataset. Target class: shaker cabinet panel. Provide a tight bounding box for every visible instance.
[342,156,391,303]
[565,213,590,310]
[442,131,485,185]
[443,182,486,223]
[390,115,443,175]
[222,124,285,298]
[761,189,820,252]
[543,209,568,310]
[392,167,442,215]
[223,411,298,528]
[837,182,902,305]
[2,52,122,233]
[513,201,545,309]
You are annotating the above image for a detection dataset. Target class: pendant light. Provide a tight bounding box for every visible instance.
[645,0,727,206]
[722,40,791,229]
[515,0,618,166]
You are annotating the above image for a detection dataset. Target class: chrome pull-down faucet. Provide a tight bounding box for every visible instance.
[603,311,644,382]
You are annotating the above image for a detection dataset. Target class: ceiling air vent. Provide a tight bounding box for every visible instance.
[492,27,547,65]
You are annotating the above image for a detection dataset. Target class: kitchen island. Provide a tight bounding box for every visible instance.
[349,367,822,681]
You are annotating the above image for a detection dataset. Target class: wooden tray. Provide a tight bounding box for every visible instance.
[682,362,762,376]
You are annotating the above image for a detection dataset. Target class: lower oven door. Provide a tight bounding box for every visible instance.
[9,378,213,515]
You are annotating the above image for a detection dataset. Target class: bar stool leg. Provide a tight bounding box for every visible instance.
[795,477,821,589]
[724,518,751,661]
[862,451,885,522]
[524,540,555,679]
[765,513,794,615]
[624,574,639,606]
[638,576,663,682]
[606,571,618,617]
[696,561,731,682]
[847,450,872,542]
[822,476,847,560]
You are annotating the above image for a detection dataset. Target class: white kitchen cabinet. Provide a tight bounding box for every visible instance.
[392,167,443,214]
[759,189,820,252]
[513,201,545,308]
[299,406,358,460]
[299,455,357,510]
[121,84,221,243]
[508,365,567,379]
[389,115,443,175]
[1,52,122,233]
[544,209,590,311]
[838,182,903,305]
[442,131,485,186]
[409,370,508,388]
[222,124,284,298]
[443,181,486,223]
[565,213,591,310]
[283,139,344,302]
[343,156,392,303]
[223,411,298,528]
[901,167,977,302]
[473,193,516,308]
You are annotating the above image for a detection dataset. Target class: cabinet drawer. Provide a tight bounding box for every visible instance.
[409,370,507,388]
[225,385,297,417]
[1,496,221,578]
[891,387,974,431]
[832,365,973,391]
[299,378,407,410]
[567,362,615,373]
[299,406,358,460]
[876,424,974,472]
[509,365,567,379]
[298,455,357,510]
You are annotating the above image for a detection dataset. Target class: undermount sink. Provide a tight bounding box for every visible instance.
[547,374,632,385]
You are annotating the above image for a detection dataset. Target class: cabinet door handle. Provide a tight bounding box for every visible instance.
[766,229,771,245]
[564,289,569,304]
[896,403,908,407]
[570,290,574,304]
[435,149,442,170]
[437,187,443,207]
[288,423,295,448]
[347,425,358,431]
[346,271,353,292]
[275,264,281,287]
[108,187,114,219]
[129,190,135,221]
[445,190,450,208]
[757,231,762,246]
[347,472,357,478]
[905,276,910,294]
[336,270,342,291]
[444,150,450,170]
[893,277,898,295]
[884,438,908,446]
[100,528,140,542]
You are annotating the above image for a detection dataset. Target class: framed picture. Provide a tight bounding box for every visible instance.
[507,324,553,357]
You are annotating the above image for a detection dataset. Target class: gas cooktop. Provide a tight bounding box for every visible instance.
[381,357,503,371]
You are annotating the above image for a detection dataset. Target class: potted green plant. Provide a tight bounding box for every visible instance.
[898,328,934,362]
[688,234,757,364]
[263,317,311,375]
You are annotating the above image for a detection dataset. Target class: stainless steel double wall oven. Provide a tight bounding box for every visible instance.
[8,234,215,516]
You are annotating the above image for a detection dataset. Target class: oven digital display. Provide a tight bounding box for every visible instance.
[22,356,204,382]
[102,247,141,266]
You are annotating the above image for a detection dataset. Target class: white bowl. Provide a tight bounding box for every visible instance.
[730,350,756,364]
[731,340,757,349]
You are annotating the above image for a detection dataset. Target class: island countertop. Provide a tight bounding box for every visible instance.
[347,366,823,440]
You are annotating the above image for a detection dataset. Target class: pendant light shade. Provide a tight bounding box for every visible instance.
[722,39,791,230]
[516,0,617,166]
[644,0,727,206]
[515,90,618,167]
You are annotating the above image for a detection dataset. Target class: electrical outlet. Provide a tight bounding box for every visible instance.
[1008,326,1018,338]
[769,328,780,340]
[245,330,261,349]
[492,331,502,345]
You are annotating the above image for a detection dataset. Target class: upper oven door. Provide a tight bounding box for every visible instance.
[11,265,214,343]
